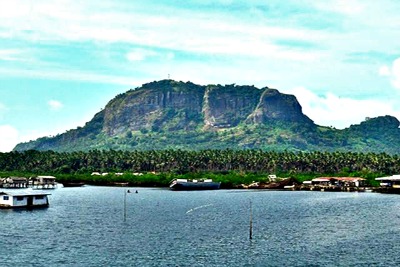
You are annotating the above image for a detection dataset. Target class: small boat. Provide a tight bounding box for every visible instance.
[283,184,296,190]
[169,179,221,190]
[61,182,85,187]
[0,191,50,209]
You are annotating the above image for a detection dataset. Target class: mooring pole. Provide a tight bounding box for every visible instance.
[124,189,132,222]
[249,199,253,240]
[124,189,127,222]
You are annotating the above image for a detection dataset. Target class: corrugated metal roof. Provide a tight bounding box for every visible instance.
[335,177,366,181]
[312,178,333,182]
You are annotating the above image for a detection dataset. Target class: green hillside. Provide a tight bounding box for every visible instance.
[14,80,400,154]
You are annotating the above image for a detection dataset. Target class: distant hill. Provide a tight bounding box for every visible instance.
[14,80,400,154]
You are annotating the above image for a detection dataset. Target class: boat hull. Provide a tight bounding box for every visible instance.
[62,182,85,187]
[170,181,221,190]
[0,203,49,209]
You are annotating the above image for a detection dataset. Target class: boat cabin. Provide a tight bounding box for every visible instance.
[375,175,400,188]
[0,191,50,209]
[30,175,57,189]
[311,177,366,187]
[311,177,336,186]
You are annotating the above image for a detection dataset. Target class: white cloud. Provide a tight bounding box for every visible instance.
[0,1,327,62]
[126,51,146,61]
[285,86,400,129]
[0,102,8,119]
[126,49,175,62]
[48,100,63,110]
[314,0,365,15]
[126,49,157,62]
[0,125,19,152]
[166,52,175,60]
[379,58,400,89]
[392,58,400,89]
[0,126,62,153]
[0,49,25,61]
[379,65,391,76]
[0,67,143,86]
[0,0,398,68]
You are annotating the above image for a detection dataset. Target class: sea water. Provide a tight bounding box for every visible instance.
[1,186,400,266]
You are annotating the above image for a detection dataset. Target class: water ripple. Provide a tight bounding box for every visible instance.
[1,188,400,266]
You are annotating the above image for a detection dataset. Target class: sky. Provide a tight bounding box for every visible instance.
[1,0,400,152]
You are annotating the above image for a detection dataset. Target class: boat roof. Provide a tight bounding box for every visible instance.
[376,175,400,181]
[1,176,28,181]
[0,191,51,197]
[36,175,56,179]
[312,177,365,182]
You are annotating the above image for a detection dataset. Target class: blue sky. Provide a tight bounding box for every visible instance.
[1,0,400,152]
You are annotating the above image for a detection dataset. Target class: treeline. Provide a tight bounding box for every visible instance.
[1,149,399,180]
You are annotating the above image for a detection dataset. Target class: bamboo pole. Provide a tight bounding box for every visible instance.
[124,189,131,222]
[249,200,253,240]
[124,190,127,222]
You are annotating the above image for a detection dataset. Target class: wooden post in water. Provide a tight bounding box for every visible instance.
[124,190,127,222]
[124,189,131,222]
[249,199,253,240]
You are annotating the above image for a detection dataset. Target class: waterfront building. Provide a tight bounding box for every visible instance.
[0,177,28,188]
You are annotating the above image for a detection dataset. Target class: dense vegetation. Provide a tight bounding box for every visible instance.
[14,117,400,154]
[1,149,399,187]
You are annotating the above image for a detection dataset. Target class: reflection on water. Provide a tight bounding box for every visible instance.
[1,187,400,266]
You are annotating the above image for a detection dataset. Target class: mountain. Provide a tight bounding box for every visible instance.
[14,80,400,154]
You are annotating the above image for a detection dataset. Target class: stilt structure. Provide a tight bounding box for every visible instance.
[0,177,28,188]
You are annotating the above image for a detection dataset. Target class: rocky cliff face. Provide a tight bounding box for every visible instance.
[202,84,262,128]
[246,88,314,125]
[103,80,205,135]
[102,80,312,136]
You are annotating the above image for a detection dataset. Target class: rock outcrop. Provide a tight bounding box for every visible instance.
[101,80,312,136]
[246,88,314,125]
[202,84,262,128]
[103,80,205,135]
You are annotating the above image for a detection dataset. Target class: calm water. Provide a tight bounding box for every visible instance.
[1,186,400,266]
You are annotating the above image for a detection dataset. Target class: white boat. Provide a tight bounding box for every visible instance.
[0,191,50,209]
[169,179,221,190]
